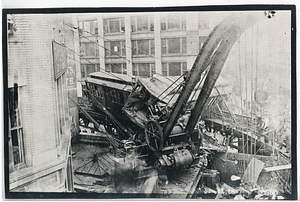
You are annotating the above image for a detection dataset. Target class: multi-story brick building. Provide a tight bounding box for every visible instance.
[76,12,211,94]
[6,13,79,192]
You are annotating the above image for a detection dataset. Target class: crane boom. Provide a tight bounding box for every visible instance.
[185,12,266,134]
[163,12,266,137]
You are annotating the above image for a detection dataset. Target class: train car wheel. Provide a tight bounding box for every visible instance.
[145,120,164,151]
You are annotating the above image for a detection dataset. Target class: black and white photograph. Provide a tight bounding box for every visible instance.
[3,5,296,199]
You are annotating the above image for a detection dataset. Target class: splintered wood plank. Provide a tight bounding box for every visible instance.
[264,164,291,172]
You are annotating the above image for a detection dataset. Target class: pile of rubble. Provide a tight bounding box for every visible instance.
[195,181,286,200]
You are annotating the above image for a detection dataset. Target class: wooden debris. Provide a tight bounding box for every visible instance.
[201,185,217,194]
[74,184,104,193]
[215,183,222,199]
[264,164,291,172]
[78,130,109,144]
[221,183,239,195]
[238,186,251,197]
[242,157,265,184]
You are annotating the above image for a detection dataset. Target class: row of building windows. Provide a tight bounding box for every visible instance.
[80,37,187,58]
[81,62,188,78]
[78,14,209,36]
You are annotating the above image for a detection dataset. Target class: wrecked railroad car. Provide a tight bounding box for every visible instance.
[77,11,268,171]
[70,11,293,197]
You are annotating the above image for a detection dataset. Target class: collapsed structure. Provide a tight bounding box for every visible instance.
[72,11,291,198]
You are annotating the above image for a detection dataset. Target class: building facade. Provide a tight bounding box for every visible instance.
[6,14,79,192]
[76,12,211,93]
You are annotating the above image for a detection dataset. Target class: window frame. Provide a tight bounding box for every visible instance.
[105,63,127,75]
[104,40,126,58]
[161,37,187,55]
[80,42,99,58]
[132,39,155,56]
[8,86,26,170]
[132,63,155,77]
[131,15,154,33]
[78,20,98,36]
[161,14,186,31]
[103,18,125,35]
[162,62,187,76]
[80,63,100,79]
